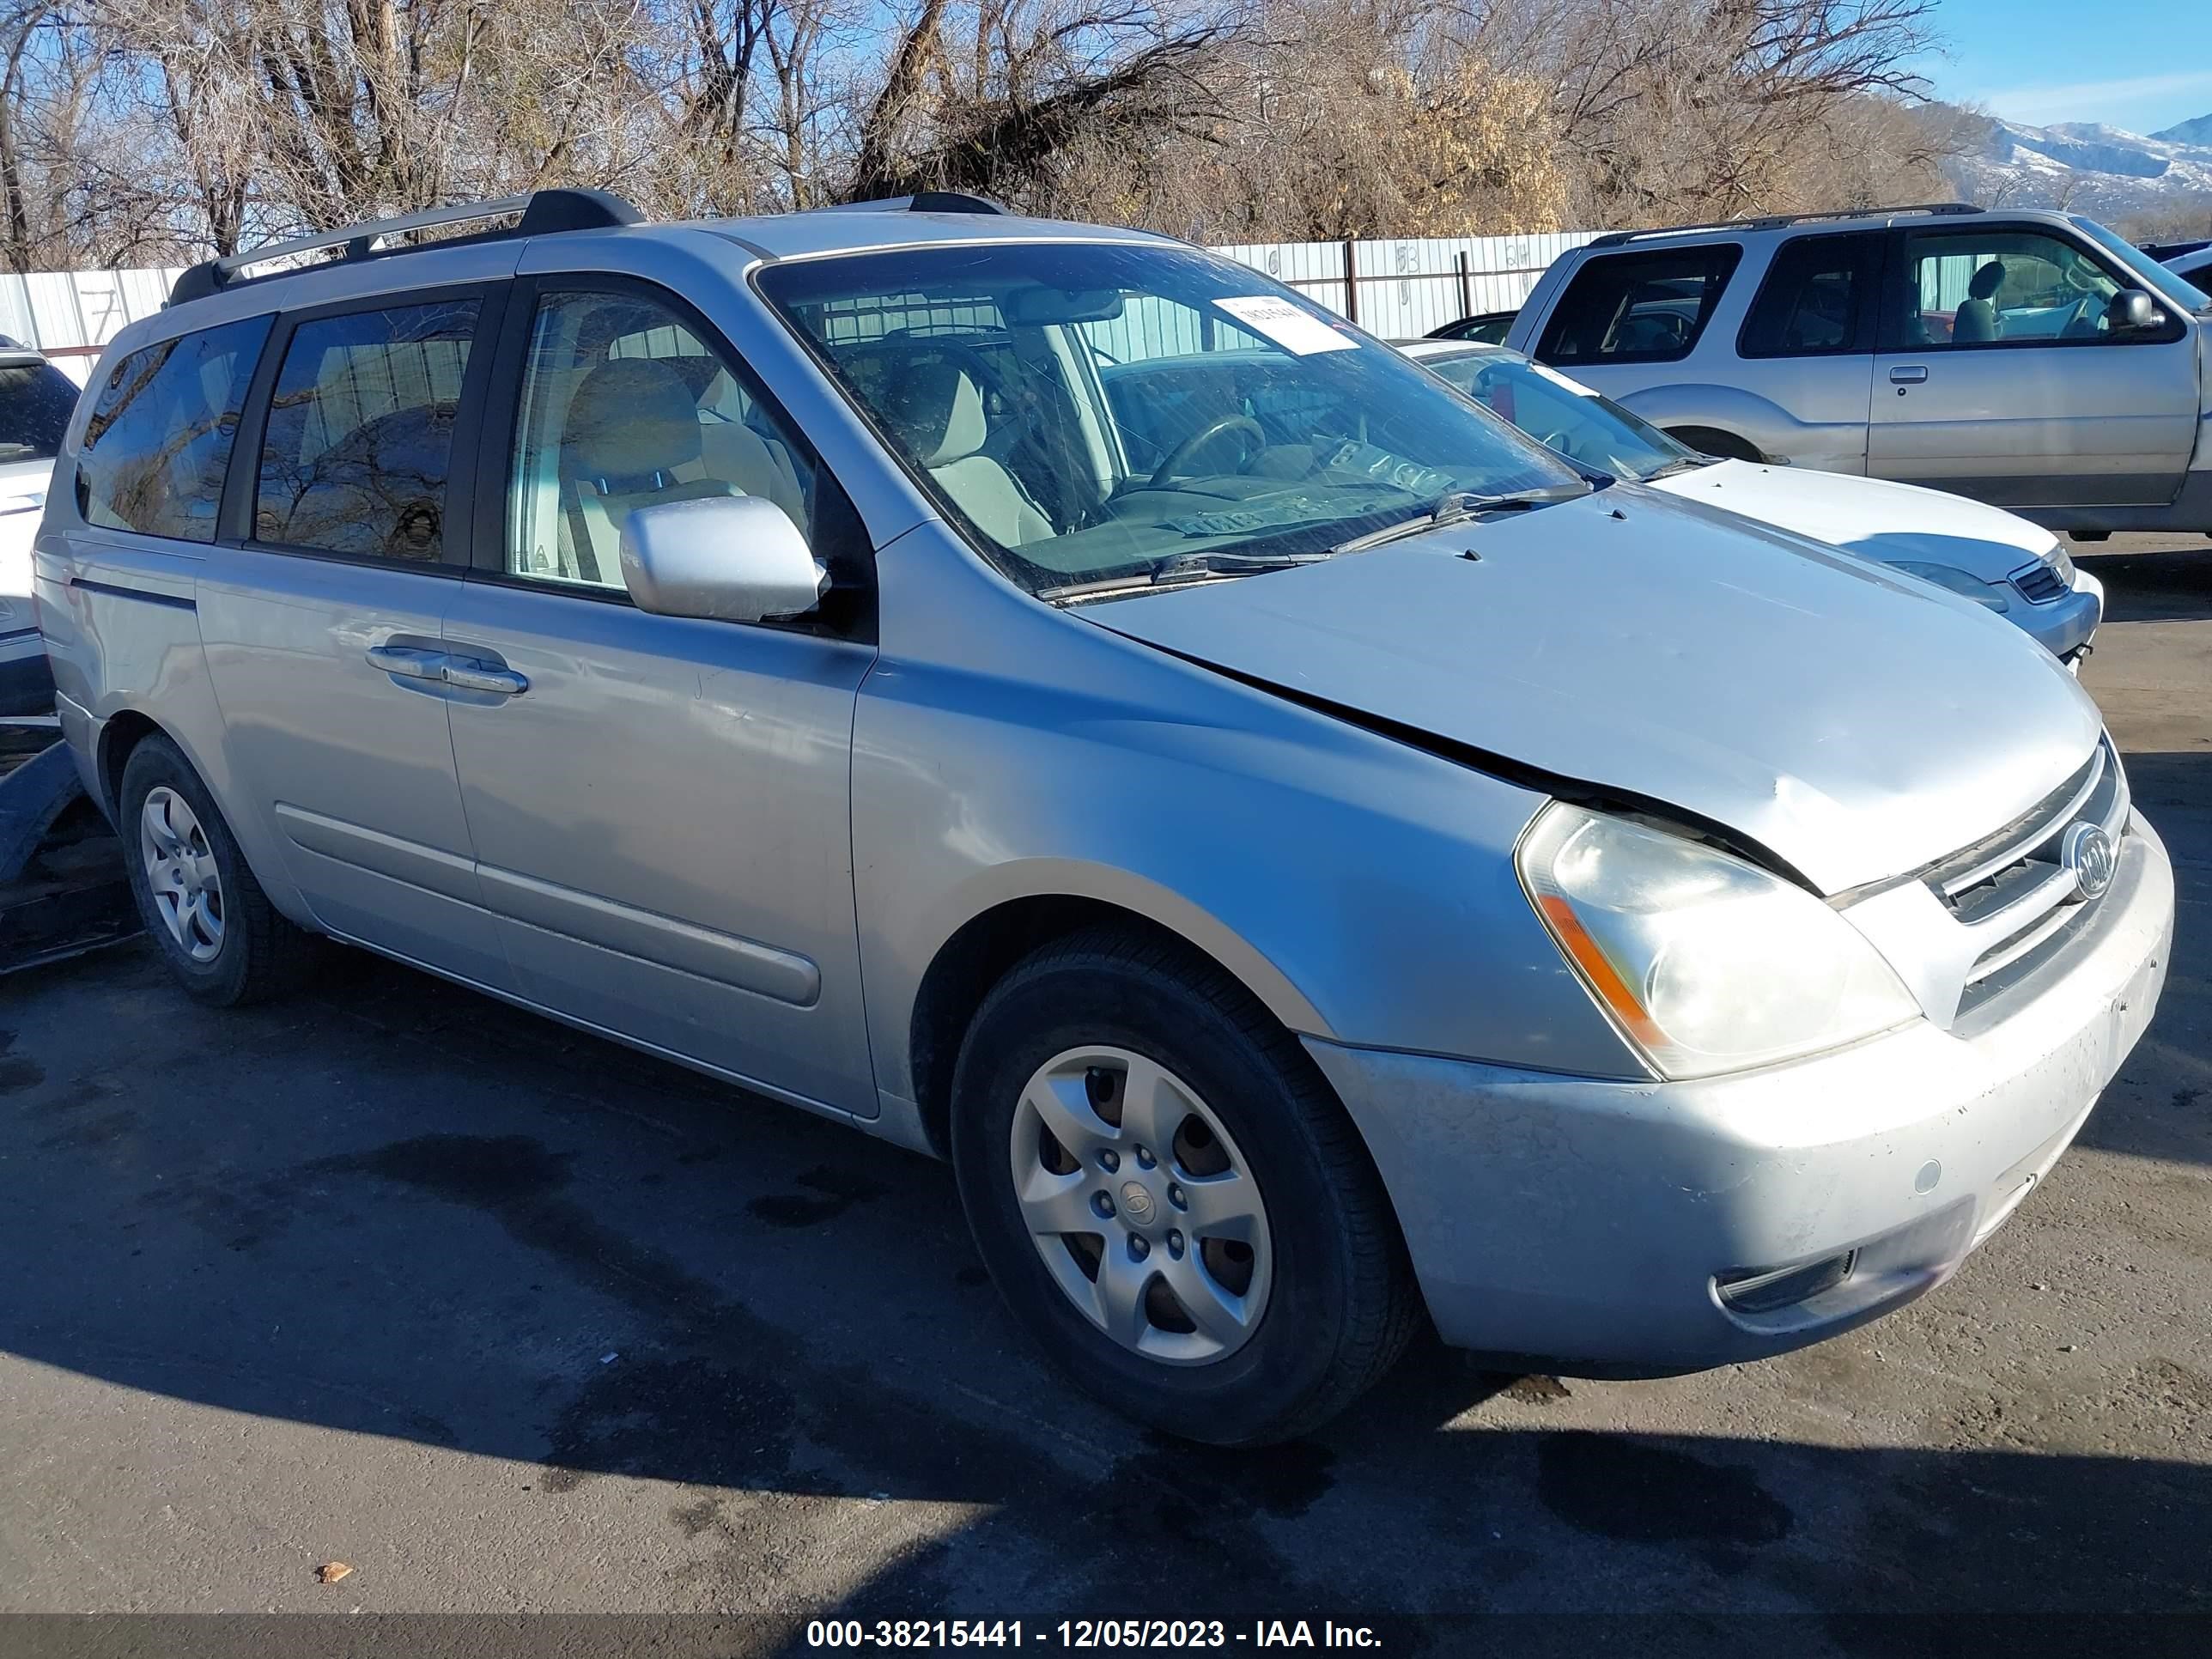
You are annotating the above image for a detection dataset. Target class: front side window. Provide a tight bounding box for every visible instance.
[254,300,478,561]
[1421,350,1692,482]
[1890,228,2177,349]
[76,317,270,542]
[507,289,813,590]
[758,243,1581,598]
[1739,233,1881,358]
[1534,245,1743,366]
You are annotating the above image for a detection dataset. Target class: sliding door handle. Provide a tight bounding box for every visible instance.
[443,659,529,696]
[366,643,447,680]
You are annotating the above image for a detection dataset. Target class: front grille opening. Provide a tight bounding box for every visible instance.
[2011,561,2067,604]
[1716,1250,1856,1315]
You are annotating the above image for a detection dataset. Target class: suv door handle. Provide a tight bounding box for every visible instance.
[366,643,448,680]
[1888,365,1929,384]
[442,658,529,696]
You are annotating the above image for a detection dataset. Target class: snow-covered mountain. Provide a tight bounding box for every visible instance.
[1940,109,2212,219]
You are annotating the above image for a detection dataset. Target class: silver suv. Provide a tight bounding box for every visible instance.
[1505,204,2212,537]
[35,191,2173,1443]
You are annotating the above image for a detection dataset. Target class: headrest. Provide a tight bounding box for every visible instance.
[878,358,988,467]
[1968,260,2006,301]
[567,358,702,489]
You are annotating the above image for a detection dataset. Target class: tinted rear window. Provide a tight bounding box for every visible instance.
[255,300,478,562]
[76,317,271,542]
[0,359,78,463]
[1535,245,1743,366]
[1739,233,1881,357]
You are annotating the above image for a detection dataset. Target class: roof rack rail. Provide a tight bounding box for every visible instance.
[1584,201,1981,249]
[167,188,641,307]
[817,191,1010,216]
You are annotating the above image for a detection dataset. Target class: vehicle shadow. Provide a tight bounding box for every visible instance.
[2074,750,2212,1169]
[3,940,2210,1636]
[2070,542,2212,626]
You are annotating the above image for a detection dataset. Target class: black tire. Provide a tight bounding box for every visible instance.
[1664,425,1763,463]
[950,925,1419,1445]
[118,732,312,1007]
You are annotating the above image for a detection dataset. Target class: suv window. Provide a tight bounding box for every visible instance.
[0,356,82,465]
[1535,245,1743,366]
[1888,227,2178,349]
[254,299,480,561]
[1739,233,1881,357]
[76,317,270,542]
[507,289,814,590]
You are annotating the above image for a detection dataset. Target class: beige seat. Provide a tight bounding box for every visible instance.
[562,358,737,582]
[880,359,1053,545]
[1953,261,2006,344]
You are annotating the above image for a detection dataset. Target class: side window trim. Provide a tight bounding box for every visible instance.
[220,278,511,568]
[465,270,875,638]
[1878,223,2180,354]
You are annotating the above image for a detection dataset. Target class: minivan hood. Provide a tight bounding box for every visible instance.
[1646,459,2056,582]
[1085,485,2102,894]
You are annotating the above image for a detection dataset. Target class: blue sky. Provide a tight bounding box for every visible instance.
[1912,1,2212,134]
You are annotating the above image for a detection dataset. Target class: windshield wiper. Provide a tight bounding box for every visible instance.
[1036,550,1332,604]
[1327,483,1591,555]
[1644,454,1720,480]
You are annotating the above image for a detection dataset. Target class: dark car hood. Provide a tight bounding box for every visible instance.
[1085,485,2103,894]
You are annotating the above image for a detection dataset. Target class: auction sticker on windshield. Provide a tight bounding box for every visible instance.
[1215,295,1358,355]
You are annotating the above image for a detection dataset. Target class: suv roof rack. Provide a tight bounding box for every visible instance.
[1584,202,1982,249]
[816,191,1010,216]
[167,188,641,308]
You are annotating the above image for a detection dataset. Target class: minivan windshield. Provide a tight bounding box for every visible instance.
[0,356,79,463]
[1415,348,1696,482]
[757,243,1584,597]
[2070,216,2212,314]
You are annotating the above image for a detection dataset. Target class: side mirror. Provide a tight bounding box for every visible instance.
[2108,289,2161,334]
[618,495,828,623]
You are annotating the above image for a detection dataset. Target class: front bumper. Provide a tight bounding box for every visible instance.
[1306,813,2173,1373]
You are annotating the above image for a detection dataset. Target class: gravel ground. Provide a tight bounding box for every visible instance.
[1,538,2208,1653]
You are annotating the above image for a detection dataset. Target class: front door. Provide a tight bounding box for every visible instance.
[197,287,514,988]
[441,280,879,1116]
[1869,222,2200,508]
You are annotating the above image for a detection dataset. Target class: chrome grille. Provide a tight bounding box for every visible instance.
[2009,560,2068,604]
[1926,738,2130,1014]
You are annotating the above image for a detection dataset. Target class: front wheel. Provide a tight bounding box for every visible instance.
[950,927,1419,1444]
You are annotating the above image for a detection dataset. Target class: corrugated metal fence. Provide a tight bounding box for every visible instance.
[1,230,1598,383]
[1212,230,1599,338]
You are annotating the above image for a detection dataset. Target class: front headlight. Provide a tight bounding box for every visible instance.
[1890,561,2009,611]
[1516,804,1920,1079]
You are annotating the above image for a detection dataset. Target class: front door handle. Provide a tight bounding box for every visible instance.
[1888,365,1929,384]
[366,642,447,680]
[443,659,529,696]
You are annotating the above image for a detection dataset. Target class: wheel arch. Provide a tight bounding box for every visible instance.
[902,873,1331,1161]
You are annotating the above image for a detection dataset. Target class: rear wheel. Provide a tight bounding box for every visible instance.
[950,927,1419,1444]
[120,733,311,1006]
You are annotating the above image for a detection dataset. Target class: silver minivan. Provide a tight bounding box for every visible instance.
[1505,205,2212,537]
[36,192,2174,1444]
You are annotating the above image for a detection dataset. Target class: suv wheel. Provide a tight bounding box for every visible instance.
[950,927,1419,1444]
[120,733,310,1006]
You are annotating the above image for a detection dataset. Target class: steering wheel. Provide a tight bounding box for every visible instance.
[1149,415,1267,489]
[2060,295,2104,340]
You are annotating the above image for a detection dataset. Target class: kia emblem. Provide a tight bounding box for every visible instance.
[2061,821,2115,902]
